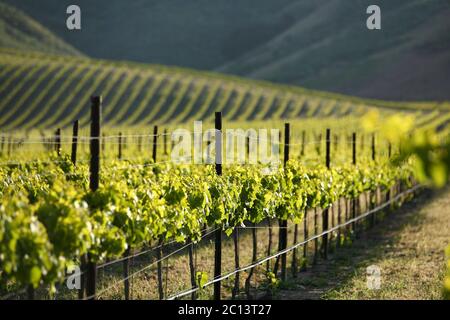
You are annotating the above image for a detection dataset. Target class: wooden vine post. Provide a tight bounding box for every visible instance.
[118,132,123,160]
[371,133,376,227]
[290,126,299,277]
[188,240,197,300]
[352,132,357,233]
[153,125,158,162]
[214,111,222,300]
[7,135,11,157]
[302,131,309,271]
[313,209,318,264]
[361,134,365,153]
[372,133,376,162]
[87,95,102,300]
[102,133,106,153]
[26,285,35,300]
[386,141,392,209]
[322,129,331,259]
[0,136,4,156]
[264,132,273,274]
[137,136,142,152]
[316,132,322,156]
[71,120,79,165]
[156,239,164,300]
[233,137,250,298]
[388,141,392,159]
[300,130,306,157]
[163,128,168,156]
[150,125,165,300]
[55,128,61,156]
[122,131,138,299]
[280,123,290,281]
[302,207,308,271]
[123,248,131,300]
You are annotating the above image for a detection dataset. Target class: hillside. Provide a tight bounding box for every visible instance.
[6,0,450,101]
[0,48,449,131]
[0,2,81,56]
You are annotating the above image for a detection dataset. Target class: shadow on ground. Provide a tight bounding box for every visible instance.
[273,186,449,300]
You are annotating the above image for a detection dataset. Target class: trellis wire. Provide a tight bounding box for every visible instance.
[167,184,421,300]
[83,227,219,300]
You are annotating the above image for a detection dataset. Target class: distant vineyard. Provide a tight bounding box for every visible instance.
[1,48,449,131]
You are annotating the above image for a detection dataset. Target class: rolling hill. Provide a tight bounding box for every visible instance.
[0,2,81,56]
[0,1,449,131]
[0,48,449,131]
[6,0,450,101]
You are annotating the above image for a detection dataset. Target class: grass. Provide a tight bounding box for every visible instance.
[274,186,450,300]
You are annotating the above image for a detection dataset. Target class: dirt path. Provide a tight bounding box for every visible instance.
[276,187,450,300]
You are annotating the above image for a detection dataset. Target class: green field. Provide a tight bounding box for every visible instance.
[0,48,450,133]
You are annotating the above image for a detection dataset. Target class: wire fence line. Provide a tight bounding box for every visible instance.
[56,226,215,287]
[0,131,393,145]
[3,140,170,146]
[0,287,28,301]
[83,227,220,300]
[0,132,174,142]
[1,128,394,172]
[0,158,173,168]
[0,180,420,300]
[0,227,218,300]
[0,155,385,169]
[97,225,213,270]
[166,184,421,300]
[0,159,91,166]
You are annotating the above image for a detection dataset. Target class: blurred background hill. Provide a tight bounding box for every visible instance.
[4,0,450,101]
